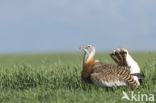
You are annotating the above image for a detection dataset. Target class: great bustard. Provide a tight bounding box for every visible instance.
[110,48,144,85]
[80,45,139,88]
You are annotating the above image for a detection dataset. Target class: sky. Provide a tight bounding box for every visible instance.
[0,0,156,53]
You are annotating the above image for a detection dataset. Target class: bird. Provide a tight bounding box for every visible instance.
[110,48,145,85]
[80,45,139,88]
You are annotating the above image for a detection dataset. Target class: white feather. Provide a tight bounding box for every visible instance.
[93,80,128,87]
[95,60,99,62]
[126,53,141,74]
[124,49,141,85]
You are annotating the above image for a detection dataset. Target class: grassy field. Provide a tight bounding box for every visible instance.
[0,52,156,103]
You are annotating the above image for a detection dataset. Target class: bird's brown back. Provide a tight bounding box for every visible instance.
[90,62,139,88]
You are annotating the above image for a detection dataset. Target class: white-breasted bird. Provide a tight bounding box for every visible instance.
[80,45,139,88]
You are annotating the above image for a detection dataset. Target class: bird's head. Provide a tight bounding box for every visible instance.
[80,45,96,63]
[80,45,95,55]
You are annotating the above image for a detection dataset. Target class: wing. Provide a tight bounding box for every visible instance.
[110,49,128,66]
[90,62,138,88]
[110,52,123,66]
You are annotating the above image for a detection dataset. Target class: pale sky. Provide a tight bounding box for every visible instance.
[0,0,156,53]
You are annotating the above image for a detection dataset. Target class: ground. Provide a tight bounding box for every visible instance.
[0,52,155,103]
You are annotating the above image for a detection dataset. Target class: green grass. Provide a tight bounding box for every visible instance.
[0,52,156,103]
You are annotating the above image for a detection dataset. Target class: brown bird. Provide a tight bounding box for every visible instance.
[80,45,139,88]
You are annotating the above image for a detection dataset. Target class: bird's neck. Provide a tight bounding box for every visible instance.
[83,50,95,63]
[82,52,95,82]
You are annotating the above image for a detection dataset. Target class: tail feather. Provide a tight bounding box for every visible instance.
[131,73,145,79]
[121,74,139,88]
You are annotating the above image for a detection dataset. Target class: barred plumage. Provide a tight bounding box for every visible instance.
[91,62,139,88]
[110,48,145,86]
[80,45,139,88]
[110,49,128,66]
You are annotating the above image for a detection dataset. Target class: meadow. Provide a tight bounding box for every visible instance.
[0,52,155,103]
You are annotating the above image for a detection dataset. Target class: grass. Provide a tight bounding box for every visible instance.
[0,52,156,103]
